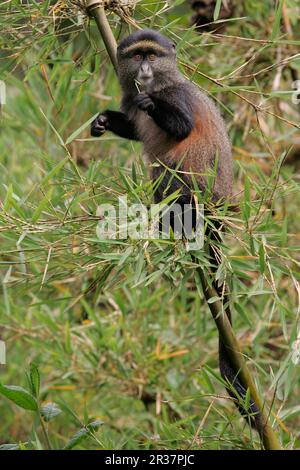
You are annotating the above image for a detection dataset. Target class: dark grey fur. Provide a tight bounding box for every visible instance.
[91,29,262,434]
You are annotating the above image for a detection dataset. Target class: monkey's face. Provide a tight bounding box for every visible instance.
[118,47,177,93]
[135,54,155,90]
[117,30,178,93]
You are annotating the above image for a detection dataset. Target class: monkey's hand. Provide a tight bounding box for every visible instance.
[134,92,155,113]
[91,113,109,137]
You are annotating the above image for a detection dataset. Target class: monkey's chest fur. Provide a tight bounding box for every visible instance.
[127,95,232,202]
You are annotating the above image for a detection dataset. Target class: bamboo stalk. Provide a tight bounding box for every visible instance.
[198,268,282,450]
[85,0,118,73]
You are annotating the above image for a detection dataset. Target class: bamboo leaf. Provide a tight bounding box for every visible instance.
[214,0,222,21]
[0,384,38,411]
[63,420,103,450]
[29,363,40,398]
[65,113,99,145]
[39,156,69,187]
[271,0,284,40]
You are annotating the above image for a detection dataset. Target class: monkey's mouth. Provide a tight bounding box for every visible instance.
[138,75,153,86]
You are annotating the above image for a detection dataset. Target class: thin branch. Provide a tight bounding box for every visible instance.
[85,0,118,72]
[197,267,282,450]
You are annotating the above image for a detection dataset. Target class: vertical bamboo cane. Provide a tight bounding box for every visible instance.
[198,269,282,450]
[85,1,118,73]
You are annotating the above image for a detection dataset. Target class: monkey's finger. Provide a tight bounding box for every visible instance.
[136,96,152,105]
[146,101,155,111]
[133,93,149,104]
[91,125,106,137]
[136,92,148,98]
[96,114,108,126]
[138,99,155,111]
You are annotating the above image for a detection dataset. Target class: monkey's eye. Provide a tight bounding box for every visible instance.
[148,54,157,61]
[133,54,142,61]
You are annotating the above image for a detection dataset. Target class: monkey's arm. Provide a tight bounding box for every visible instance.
[91,110,140,141]
[134,91,194,141]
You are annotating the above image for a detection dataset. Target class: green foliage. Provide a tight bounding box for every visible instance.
[0,383,38,411]
[0,366,101,450]
[0,0,300,450]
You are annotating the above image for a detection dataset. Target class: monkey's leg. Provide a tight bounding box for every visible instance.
[206,228,263,432]
[152,169,263,431]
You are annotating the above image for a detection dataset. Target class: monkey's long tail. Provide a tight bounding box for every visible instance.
[188,204,264,434]
[196,260,264,435]
[218,324,263,433]
[213,276,263,431]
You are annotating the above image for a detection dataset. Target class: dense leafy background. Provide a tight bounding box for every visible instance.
[0,0,299,450]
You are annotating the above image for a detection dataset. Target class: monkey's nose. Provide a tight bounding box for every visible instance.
[140,63,152,77]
